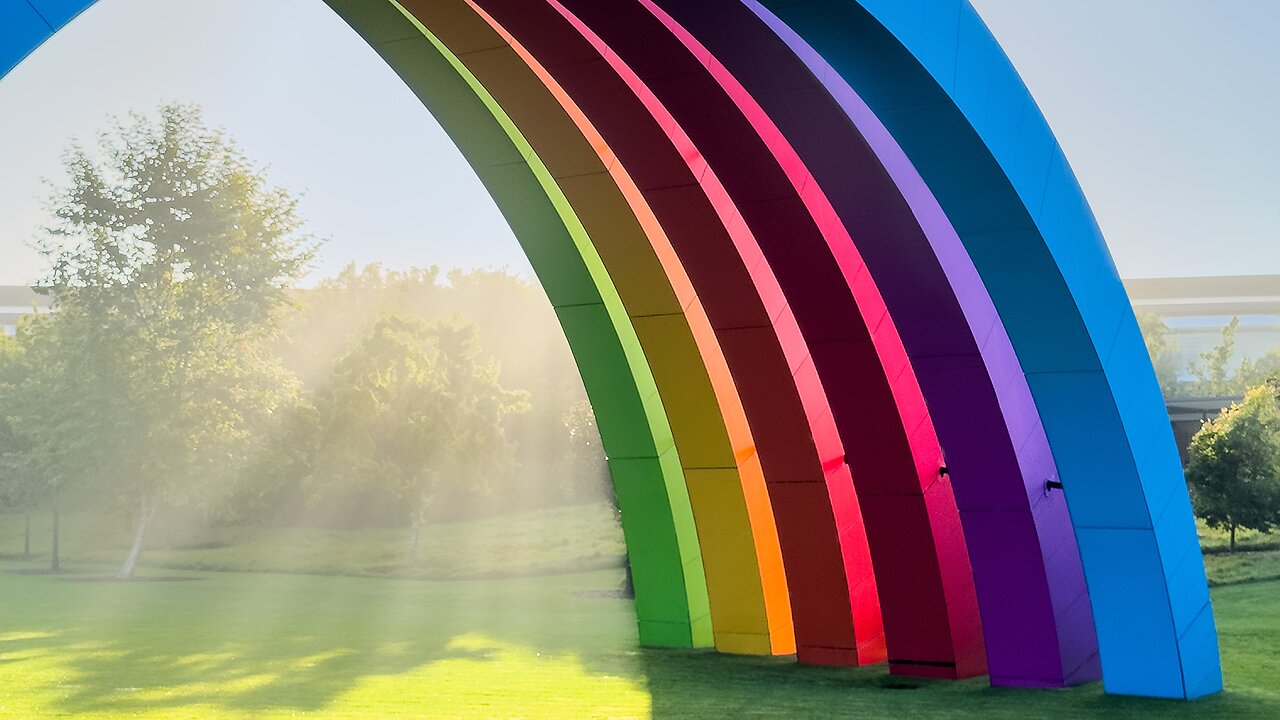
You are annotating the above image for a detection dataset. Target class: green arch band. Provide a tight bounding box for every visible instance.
[327,0,712,647]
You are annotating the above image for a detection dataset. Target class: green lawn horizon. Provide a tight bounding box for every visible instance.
[1,559,1278,718]
[2,506,1278,718]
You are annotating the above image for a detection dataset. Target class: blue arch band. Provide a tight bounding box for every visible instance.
[758,0,1220,699]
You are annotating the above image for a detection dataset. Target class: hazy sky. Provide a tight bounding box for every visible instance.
[0,0,1276,286]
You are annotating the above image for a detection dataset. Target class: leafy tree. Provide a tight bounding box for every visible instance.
[1135,310,1183,398]
[1188,317,1242,397]
[1239,347,1280,389]
[553,398,610,505]
[0,316,96,570]
[15,103,317,578]
[1186,380,1280,550]
[0,331,36,560]
[278,263,446,389]
[443,269,598,511]
[1183,318,1280,398]
[310,314,528,562]
[279,264,594,519]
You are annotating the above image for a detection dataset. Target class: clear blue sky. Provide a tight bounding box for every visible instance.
[0,0,1276,286]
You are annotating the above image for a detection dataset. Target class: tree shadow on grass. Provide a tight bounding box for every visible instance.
[4,565,1279,719]
[1,564,646,717]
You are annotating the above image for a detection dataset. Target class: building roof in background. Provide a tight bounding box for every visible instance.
[1166,396,1243,420]
[1124,275,1280,317]
[0,285,48,309]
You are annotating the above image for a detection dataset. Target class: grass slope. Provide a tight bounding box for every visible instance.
[4,510,1277,586]
[0,561,1277,719]
[0,505,626,580]
[1198,523,1280,586]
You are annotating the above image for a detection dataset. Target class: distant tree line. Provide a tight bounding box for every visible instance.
[0,105,610,576]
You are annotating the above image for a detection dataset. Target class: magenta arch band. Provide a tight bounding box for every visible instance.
[643,0,1095,689]
[489,0,897,668]
[0,0,1222,700]
[545,0,985,677]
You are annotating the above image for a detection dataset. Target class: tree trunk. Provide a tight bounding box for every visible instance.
[50,506,60,572]
[1230,524,1237,552]
[23,512,31,560]
[407,488,433,566]
[118,497,156,580]
[407,517,422,565]
[621,559,635,599]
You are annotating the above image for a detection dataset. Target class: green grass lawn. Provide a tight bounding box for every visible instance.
[1,509,1278,718]
[1,560,1278,719]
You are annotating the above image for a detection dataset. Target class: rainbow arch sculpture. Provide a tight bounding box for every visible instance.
[0,0,1221,700]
